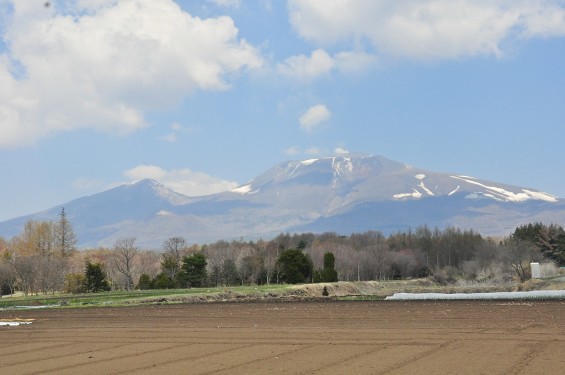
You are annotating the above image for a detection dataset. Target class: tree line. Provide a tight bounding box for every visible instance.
[1,211,564,295]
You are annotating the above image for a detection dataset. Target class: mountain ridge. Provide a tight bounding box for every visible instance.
[0,154,563,248]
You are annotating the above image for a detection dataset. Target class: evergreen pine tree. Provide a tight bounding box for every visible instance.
[54,208,77,257]
[181,253,208,288]
[84,261,111,292]
[321,252,338,282]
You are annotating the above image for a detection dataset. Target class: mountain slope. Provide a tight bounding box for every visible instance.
[0,180,197,247]
[0,155,563,248]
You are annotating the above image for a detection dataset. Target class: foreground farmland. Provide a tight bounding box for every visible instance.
[1,300,564,374]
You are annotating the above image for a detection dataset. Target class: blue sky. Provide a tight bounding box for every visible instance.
[1,0,565,222]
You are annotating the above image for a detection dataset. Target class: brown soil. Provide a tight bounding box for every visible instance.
[1,300,564,374]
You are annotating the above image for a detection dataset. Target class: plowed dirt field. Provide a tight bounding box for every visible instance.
[1,300,564,374]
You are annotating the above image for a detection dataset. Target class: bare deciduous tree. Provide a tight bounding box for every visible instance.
[112,237,138,290]
[161,237,186,279]
[262,240,279,285]
[137,250,160,279]
[13,255,39,295]
[0,262,17,297]
[500,238,543,282]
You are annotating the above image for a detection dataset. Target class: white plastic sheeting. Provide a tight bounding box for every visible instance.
[385,290,565,300]
[0,321,33,326]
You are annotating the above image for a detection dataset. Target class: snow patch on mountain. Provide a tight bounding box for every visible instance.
[393,174,434,199]
[449,186,461,196]
[300,159,318,166]
[332,157,354,174]
[394,189,423,200]
[451,176,557,203]
[277,156,374,188]
[418,181,435,196]
[135,179,191,205]
[231,184,259,194]
[522,189,558,203]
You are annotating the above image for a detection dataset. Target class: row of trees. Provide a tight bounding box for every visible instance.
[0,209,76,295]
[1,212,564,294]
[512,223,565,265]
[138,252,208,289]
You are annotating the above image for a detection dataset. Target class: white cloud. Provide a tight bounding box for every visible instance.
[277,48,377,80]
[287,0,565,60]
[284,146,301,156]
[277,49,335,80]
[159,122,190,143]
[284,146,348,158]
[299,104,331,132]
[124,165,167,181]
[76,0,117,12]
[160,133,178,143]
[0,0,262,148]
[206,0,241,9]
[334,51,378,73]
[305,147,322,155]
[284,146,324,156]
[124,165,239,196]
[334,147,349,155]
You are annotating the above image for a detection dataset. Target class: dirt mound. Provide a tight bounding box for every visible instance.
[287,281,382,297]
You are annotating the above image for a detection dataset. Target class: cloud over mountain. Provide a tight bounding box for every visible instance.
[123,165,239,197]
[299,104,331,132]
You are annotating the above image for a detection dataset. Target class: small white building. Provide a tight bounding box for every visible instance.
[530,262,541,279]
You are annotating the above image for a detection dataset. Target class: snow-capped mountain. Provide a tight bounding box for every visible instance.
[1,154,563,248]
[228,154,557,205]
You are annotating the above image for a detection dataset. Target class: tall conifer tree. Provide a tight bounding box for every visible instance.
[54,208,77,257]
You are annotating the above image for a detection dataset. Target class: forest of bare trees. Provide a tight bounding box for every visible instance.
[1,212,564,294]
